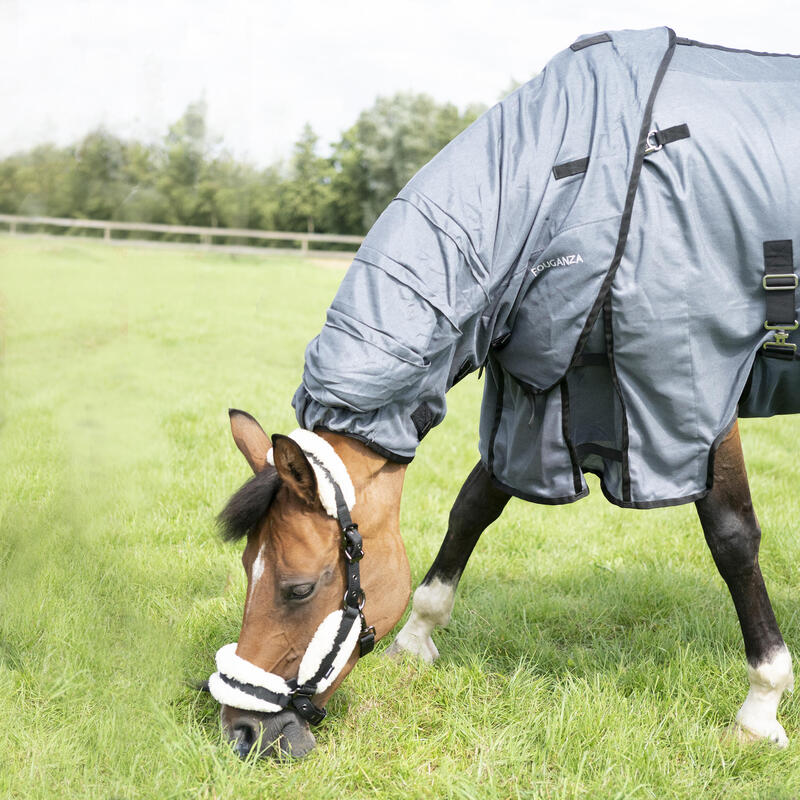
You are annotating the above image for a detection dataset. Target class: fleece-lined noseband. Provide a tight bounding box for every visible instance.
[208,430,375,725]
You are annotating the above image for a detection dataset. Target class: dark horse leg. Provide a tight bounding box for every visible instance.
[387,461,510,662]
[695,420,793,745]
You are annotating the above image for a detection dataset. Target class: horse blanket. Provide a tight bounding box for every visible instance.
[293,27,800,508]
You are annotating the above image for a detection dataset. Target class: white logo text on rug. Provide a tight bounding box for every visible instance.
[530,253,584,278]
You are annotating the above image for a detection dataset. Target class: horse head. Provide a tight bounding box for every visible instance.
[211,409,411,759]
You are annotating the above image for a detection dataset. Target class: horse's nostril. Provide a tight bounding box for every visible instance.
[232,720,259,758]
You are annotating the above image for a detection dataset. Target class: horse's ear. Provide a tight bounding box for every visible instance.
[229,409,271,474]
[271,434,318,506]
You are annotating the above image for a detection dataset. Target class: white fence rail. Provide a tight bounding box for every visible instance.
[0,214,364,258]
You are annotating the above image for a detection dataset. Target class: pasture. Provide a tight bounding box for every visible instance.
[1,235,800,799]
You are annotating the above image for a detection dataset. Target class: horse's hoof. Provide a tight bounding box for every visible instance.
[385,631,439,664]
[727,720,789,748]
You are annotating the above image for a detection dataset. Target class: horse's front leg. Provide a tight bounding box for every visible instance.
[386,461,510,662]
[695,421,794,746]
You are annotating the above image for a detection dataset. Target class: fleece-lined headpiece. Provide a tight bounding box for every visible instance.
[266,428,355,518]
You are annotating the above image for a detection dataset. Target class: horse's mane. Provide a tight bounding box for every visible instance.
[217,466,281,541]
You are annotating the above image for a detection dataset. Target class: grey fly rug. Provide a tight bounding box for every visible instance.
[293,27,800,509]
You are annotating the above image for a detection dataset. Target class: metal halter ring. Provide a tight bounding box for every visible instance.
[344,587,366,610]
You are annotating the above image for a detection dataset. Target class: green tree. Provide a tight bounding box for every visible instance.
[328,93,486,232]
[281,124,332,233]
[157,100,212,225]
[67,129,130,220]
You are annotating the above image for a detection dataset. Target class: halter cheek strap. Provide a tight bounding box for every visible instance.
[208,430,375,725]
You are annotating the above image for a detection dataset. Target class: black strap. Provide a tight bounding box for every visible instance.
[570,33,611,51]
[653,123,690,147]
[553,157,589,180]
[762,240,798,360]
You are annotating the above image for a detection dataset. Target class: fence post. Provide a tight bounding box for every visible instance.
[104,226,111,242]
[301,238,309,255]
[9,221,16,235]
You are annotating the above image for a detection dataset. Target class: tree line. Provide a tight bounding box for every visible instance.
[0,94,489,239]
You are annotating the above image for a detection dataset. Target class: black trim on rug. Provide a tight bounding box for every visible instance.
[563,28,678,382]
[675,37,800,59]
[486,363,505,475]
[559,380,585,494]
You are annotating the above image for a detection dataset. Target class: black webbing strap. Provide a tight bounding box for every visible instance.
[645,124,691,155]
[762,240,798,360]
[653,124,690,146]
[553,157,590,180]
[554,125,688,182]
[570,33,611,51]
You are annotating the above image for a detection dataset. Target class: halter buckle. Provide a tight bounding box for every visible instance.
[290,684,328,725]
[342,525,363,562]
[359,625,376,657]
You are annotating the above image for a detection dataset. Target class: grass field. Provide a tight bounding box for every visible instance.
[1,235,799,799]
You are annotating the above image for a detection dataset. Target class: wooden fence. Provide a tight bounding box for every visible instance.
[0,214,364,258]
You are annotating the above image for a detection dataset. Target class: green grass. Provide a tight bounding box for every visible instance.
[1,235,799,799]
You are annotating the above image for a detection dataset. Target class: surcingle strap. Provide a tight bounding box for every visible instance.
[762,240,798,360]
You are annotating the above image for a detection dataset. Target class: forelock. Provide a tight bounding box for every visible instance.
[217,466,282,541]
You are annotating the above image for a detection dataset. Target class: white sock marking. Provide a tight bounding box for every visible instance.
[387,577,457,664]
[736,645,794,747]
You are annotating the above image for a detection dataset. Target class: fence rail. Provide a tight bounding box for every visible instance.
[0,214,364,257]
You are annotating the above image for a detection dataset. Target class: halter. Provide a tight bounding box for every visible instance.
[208,430,375,725]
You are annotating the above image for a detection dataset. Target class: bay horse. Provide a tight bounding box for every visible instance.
[211,413,792,758]
[208,27,798,758]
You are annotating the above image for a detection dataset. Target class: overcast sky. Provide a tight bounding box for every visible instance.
[3,0,800,166]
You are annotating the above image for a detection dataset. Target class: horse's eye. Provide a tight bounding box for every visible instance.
[287,583,315,601]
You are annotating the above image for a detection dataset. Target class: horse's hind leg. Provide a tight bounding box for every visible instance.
[695,421,794,746]
[386,461,510,662]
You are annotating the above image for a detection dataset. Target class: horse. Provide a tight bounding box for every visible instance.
[207,27,799,758]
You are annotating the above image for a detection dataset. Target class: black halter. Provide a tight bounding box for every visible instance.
[214,465,375,726]
[287,479,376,724]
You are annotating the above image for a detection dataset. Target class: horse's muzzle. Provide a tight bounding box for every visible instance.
[220,705,317,759]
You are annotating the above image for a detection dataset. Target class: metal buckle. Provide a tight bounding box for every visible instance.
[644,130,663,156]
[763,327,798,358]
[764,319,799,331]
[763,340,797,357]
[343,587,366,610]
[358,625,376,657]
[762,273,799,291]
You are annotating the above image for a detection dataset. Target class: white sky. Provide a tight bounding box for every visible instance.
[2,0,800,166]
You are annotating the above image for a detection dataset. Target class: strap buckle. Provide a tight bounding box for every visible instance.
[763,329,798,359]
[342,525,363,562]
[644,130,663,156]
[764,319,799,331]
[290,685,328,725]
[762,273,799,291]
[358,624,376,657]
